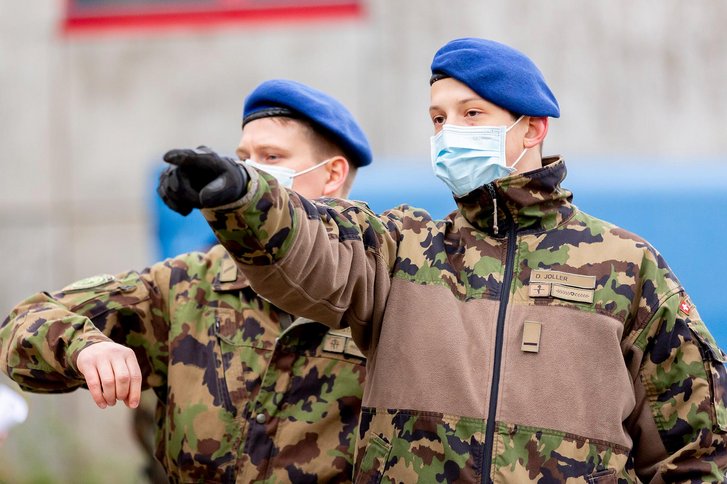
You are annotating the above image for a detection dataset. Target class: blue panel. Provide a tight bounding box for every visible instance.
[150,165,218,260]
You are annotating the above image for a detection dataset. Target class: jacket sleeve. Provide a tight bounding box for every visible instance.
[201,168,402,352]
[627,290,727,483]
[0,261,173,395]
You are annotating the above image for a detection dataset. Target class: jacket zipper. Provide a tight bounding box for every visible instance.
[481,184,517,482]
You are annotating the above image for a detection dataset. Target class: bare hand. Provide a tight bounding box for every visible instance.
[76,342,142,409]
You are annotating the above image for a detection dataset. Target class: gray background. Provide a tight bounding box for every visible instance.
[1,1,726,481]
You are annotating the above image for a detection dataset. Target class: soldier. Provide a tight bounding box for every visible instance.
[157,38,727,482]
[0,79,371,483]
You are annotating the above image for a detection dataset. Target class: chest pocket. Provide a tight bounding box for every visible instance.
[213,305,278,349]
[212,304,281,416]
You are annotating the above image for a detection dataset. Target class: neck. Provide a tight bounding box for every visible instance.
[510,148,542,176]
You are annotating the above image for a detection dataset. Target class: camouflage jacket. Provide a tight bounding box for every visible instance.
[0,245,366,483]
[201,157,727,483]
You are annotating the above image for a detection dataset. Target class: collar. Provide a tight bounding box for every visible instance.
[454,156,574,236]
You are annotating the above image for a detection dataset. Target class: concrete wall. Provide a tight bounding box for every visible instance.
[1,0,725,481]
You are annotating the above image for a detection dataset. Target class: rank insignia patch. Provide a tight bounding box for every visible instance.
[62,274,115,292]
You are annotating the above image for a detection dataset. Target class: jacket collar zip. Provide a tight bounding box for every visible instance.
[455,157,574,236]
[485,184,500,235]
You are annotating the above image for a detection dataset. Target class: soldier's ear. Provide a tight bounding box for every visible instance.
[523,117,548,149]
[322,157,349,197]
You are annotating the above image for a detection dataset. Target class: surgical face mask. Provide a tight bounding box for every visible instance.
[244,158,333,190]
[430,116,527,197]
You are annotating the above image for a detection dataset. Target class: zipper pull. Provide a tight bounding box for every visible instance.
[486,184,499,235]
[492,196,499,235]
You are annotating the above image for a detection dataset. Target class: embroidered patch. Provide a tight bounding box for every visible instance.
[679,297,692,316]
[323,328,365,359]
[62,274,115,292]
[322,334,346,354]
[551,284,594,304]
[529,282,551,298]
[530,270,596,289]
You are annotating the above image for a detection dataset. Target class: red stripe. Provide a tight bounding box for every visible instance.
[63,3,363,35]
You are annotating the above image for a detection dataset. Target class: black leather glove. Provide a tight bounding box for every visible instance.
[157,146,249,215]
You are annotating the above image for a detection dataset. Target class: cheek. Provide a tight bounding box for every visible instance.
[505,133,524,161]
[292,171,327,199]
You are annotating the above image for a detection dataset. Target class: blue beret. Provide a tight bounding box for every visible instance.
[242,79,372,167]
[431,38,560,118]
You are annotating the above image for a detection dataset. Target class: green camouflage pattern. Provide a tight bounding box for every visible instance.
[0,245,366,483]
[202,157,727,482]
[355,409,635,483]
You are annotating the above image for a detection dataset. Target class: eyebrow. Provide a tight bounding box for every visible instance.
[255,143,288,153]
[236,144,289,159]
[429,97,487,112]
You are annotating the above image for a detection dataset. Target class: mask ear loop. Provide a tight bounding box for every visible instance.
[505,115,525,133]
[289,157,335,179]
[505,115,528,170]
[510,147,529,170]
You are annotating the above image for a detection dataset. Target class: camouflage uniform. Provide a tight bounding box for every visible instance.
[201,157,727,482]
[0,244,366,483]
